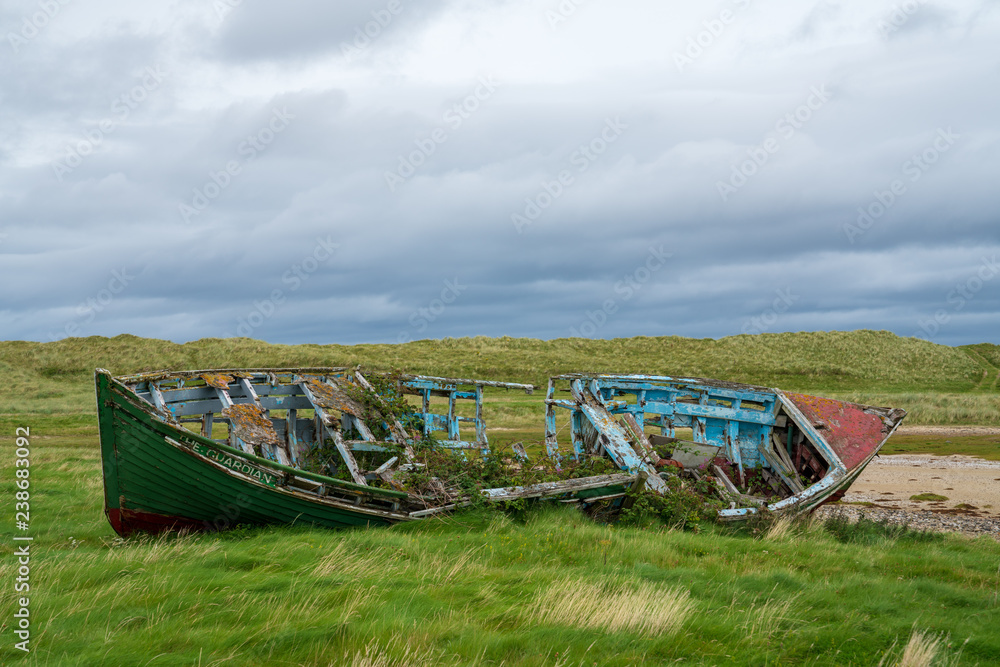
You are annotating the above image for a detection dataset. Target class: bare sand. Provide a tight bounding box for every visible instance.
[842,454,1000,518]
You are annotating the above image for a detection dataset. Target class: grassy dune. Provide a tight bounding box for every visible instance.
[1,330,998,423]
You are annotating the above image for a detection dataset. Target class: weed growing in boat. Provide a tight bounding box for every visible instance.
[619,470,725,530]
[344,370,424,439]
[400,443,617,506]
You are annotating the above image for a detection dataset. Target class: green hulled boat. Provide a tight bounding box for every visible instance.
[96,367,905,535]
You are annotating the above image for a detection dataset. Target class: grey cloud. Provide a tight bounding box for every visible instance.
[212,0,453,61]
[2,0,998,348]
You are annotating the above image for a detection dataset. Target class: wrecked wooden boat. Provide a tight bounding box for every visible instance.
[543,374,907,519]
[95,368,641,536]
[95,367,905,536]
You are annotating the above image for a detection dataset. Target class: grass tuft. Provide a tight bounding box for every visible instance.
[762,516,796,541]
[898,629,943,667]
[880,627,967,667]
[531,578,693,636]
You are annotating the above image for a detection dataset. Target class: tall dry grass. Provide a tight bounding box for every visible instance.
[880,628,967,667]
[531,578,693,636]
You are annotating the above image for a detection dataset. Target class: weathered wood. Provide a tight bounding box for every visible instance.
[353,370,417,460]
[286,408,299,466]
[511,442,529,462]
[765,434,804,493]
[326,427,366,486]
[299,379,368,486]
[569,382,667,493]
[390,373,534,393]
[620,470,649,511]
[761,467,785,494]
[773,433,798,475]
[621,413,657,465]
[373,456,401,487]
[712,464,740,495]
[481,473,636,501]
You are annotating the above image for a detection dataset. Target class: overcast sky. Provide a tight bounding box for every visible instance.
[1,0,998,347]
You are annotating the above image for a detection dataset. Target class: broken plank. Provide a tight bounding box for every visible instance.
[481,473,636,502]
[712,464,740,495]
[621,413,658,465]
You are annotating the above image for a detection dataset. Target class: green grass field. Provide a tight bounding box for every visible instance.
[1,332,999,665]
[0,432,998,666]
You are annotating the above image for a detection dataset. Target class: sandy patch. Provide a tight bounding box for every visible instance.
[842,454,1000,518]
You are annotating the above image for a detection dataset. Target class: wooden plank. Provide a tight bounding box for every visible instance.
[298,379,367,486]
[353,371,416,460]
[374,456,398,476]
[328,427,366,486]
[237,376,261,404]
[761,467,784,494]
[712,464,740,495]
[727,421,744,485]
[760,444,804,494]
[773,433,797,473]
[481,473,637,501]
[570,381,667,493]
[214,387,234,409]
[475,384,487,453]
[621,413,658,465]
[149,383,172,419]
[201,412,213,439]
[511,442,529,462]
[373,456,400,488]
[286,408,299,466]
[770,434,804,492]
[620,470,649,511]
[274,446,291,466]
